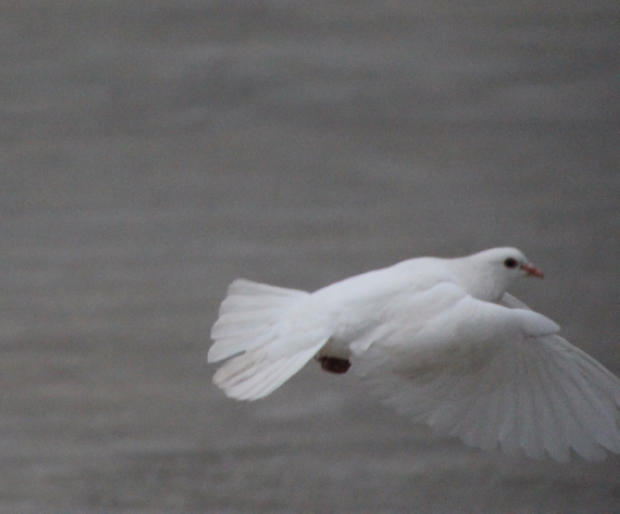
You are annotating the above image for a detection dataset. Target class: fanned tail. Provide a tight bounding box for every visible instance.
[209,279,328,400]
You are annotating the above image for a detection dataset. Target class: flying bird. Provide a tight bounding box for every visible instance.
[208,248,620,461]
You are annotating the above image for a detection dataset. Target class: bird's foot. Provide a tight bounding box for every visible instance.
[317,356,351,374]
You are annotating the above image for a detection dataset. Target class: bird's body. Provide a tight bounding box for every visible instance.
[209,248,620,461]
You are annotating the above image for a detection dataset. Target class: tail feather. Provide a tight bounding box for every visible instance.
[213,346,321,400]
[227,279,307,298]
[209,279,308,363]
[209,279,328,400]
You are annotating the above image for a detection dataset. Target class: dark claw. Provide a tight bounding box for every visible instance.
[317,356,351,374]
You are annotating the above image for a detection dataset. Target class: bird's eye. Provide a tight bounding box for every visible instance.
[504,257,518,269]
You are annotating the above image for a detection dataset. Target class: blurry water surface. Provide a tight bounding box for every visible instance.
[0,1,618,511]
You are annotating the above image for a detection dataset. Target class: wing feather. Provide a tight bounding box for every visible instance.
[353,292,620,461]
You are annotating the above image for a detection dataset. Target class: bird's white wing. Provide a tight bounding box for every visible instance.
[500,291,531,309]
[353,287,620,461]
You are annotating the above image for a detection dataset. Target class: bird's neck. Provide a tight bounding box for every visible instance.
[451,258,507,303]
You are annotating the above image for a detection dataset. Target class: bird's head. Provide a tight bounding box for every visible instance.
[484,247,544,278]
[459,247,544,302]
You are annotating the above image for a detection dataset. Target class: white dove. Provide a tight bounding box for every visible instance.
[208,247,620,461]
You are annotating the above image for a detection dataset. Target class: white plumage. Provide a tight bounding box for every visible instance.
[208,247,620,461]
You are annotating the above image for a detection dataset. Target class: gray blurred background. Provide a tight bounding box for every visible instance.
[0,1,619,511]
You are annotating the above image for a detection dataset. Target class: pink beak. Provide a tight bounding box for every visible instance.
[522,262,544,278]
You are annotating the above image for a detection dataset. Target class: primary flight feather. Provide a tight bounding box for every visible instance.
[208,247,620,461]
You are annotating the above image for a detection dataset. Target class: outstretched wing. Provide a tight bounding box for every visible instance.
[353,290,620,461]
